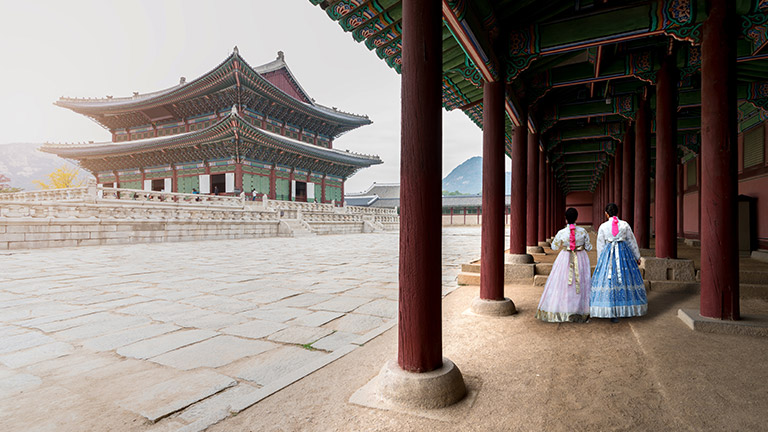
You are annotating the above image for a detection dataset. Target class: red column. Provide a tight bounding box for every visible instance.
[697,155,701,239]
[634,98,651,249]
[614,137,623,207]
[700,0,739,320]
[547,164,553,237]
[538,148,546,243]
[269,164,276,199]
[480,79,505,301]
[235,162,243,194]
[678,163,684,238]
[509,114,528,255]
[655,53,678,259]
[526,132,539,248]
[398,0,443,372]
[622,123,635,226]
[608,160,615,204]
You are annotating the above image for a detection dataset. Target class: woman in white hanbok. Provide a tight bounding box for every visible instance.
[535,208,593,323]
[590,203,647,322]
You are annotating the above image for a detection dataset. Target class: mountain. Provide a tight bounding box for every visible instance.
[0,143,92,191]
[442,156,511,195]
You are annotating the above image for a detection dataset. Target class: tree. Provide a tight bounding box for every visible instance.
[33,165,87,189]
[0,174,23,193]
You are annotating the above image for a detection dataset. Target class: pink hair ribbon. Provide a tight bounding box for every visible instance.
[612,216,619,236]
[569,224,576,250]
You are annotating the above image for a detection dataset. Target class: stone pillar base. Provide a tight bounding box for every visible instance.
[376,358,467,409]
[538,241,551,248]
[470,297,516,316]
[640,257,696,281]
[526,245,545,254]
[505,253,533,264]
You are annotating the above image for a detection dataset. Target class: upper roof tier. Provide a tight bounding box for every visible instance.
[41,106,381,178]
[56,47,372,138]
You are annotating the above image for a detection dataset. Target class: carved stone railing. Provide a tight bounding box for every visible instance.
[301,213,363,222]
[265,199,336,213]
[0,187,90,202]
[0,201,277,222]
[98,187,244,207]
[345,205,398,215]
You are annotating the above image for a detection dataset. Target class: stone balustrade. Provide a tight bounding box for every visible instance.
[0,187,90,202]
[1,186,399,250]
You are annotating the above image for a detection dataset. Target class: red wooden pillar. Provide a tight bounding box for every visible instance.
[700,0,739,320]
[509,113,528,255]
[269,164,276,200]
[608,160,615,204]
[526,132,540,250]
[398,0,443,372]
[546,164,553,237]
[678,163,684,238]
[622,123,635,226]
[478,78,507,303]
[235,162,243,194]
[697,155,701,239]
[614,136,623,208]
[538,147,546,243]
[634,98,651,249]
[655,53,678,258]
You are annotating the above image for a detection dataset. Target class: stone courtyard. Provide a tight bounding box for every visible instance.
[0,227,482,431]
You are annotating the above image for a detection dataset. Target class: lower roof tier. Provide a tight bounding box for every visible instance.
[41,108,381,178]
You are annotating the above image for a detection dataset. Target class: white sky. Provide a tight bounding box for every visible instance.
[0,0,500,193]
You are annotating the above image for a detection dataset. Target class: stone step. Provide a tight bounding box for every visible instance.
[457,272,480,286]
[461,263,481,273]
[739,270,768,285]
[742,283,768,300]
[533,275,548,286]
[534,263,552,276]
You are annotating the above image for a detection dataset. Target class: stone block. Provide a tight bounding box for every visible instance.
[533,275,548,286]
[267,326,334,345]
[751,250,768,263]
[678,308,768,337]
[0,342,74,368]
[504,263,535,283]
[640,257,696,281]
[117,329,218,360]
[457,272,480,286]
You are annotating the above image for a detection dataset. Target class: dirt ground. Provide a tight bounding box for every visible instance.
[210,280,768,432]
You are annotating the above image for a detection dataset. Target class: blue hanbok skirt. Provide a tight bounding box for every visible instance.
[590,241,647,318]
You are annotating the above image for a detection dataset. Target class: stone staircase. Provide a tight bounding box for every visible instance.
[458,257,768,300]
[279,219,316,237]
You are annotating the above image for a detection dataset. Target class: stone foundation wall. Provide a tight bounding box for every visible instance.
[0,190,399,250]
[0,218,280,250]
[306,221,366,235]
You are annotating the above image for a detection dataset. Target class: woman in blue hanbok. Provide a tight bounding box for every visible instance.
[590,203,647,322]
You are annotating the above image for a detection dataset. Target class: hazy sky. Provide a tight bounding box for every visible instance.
[0,0,496,193]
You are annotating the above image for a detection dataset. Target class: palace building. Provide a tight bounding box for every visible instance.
[42,48,380,202]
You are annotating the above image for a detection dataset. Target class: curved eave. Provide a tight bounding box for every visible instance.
[56,51,371,128]
[41,112,381,168]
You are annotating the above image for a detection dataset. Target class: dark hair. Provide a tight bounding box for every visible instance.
[565,207,578,224]
[605,203,619,217]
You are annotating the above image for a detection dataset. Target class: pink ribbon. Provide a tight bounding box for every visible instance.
[612,216,619,236]
[569,224,576,250]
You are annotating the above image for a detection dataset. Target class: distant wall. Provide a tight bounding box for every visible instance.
[565,191,593,227]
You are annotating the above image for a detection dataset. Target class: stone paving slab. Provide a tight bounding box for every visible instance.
[230,346,327,386]
[0,342,74,368]
[149,336,277,370]
[0,370,42,400]
[0,228,484,430]
[82,323,180,352]
[220,319,288,339]
[267,325,335,345]
[117,329,218,360]
[116,370,237,422]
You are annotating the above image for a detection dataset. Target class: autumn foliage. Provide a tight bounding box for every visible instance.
[33,165,87,189]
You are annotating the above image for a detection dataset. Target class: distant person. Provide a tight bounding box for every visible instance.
[252,189,258,201]
[535,207,593,323]
[192,188,199,194]
[590,203,647,323]
[213,185,219,196]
